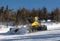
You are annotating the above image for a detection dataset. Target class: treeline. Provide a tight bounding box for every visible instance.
[0,5,60,25]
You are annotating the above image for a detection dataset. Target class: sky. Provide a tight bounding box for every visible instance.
[0,0,60,12]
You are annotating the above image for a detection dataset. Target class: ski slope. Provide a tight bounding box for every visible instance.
[0,22,60,41]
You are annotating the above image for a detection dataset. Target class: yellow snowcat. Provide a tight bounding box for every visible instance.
[29,16,47,32]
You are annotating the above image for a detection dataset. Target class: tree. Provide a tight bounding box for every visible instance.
[0,6,4,22]
[4,5,9,22]
[41,7,48,20]
[53,8,60,22]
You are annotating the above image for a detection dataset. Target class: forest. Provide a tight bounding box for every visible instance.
[0,5,60,25]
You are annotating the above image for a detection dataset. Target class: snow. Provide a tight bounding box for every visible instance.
[41,22,60,30]
[0,22,60,33]
[0,30,60,41]
[0,22,60,41]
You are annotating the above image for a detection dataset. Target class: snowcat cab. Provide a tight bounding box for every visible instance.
[29,16,47,32]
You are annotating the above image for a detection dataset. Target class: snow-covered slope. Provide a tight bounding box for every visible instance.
[0,22,60,33]
[41,22,60,30]
[0,22,60,41]
[0,30,60,41]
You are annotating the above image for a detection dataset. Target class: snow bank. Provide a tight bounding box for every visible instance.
[0,25,15,33]
[47,23,60,30]
[0,28,10,33]
[41,22,60,30]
